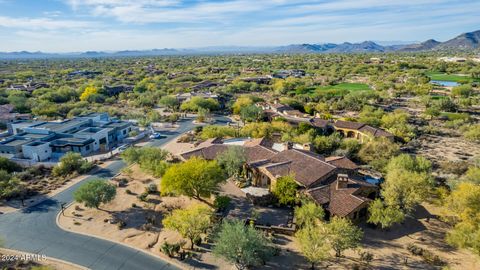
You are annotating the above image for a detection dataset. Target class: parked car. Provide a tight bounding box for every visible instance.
[118,144,129,152]
[149,133,162,139]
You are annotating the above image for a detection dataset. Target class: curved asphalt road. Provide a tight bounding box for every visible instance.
[0,116,230,270]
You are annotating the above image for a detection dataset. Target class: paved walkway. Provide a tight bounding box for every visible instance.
[0,116,231,270]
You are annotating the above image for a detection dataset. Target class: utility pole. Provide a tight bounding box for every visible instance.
[61,203,66,216]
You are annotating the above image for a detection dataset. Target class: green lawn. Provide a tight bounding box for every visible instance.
[317,83,371,92]
[440,112,470,121]
[426,72,478,83]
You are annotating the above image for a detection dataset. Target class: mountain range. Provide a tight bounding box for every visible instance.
[0,30,479,59]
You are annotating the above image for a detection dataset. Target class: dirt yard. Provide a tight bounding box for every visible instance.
[0,248,84,270]
[58,164,231,270]
[0,161,116,214]
[414,134,480,163]
[261,202,480,270]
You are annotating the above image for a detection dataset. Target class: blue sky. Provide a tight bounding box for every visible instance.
[0,0,479,52]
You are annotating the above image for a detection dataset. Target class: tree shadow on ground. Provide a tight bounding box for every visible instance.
[260,249,308,270]
[20,198,59,213]
[111,207,165,230]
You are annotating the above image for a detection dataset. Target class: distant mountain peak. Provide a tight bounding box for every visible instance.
[439,30,480,49]
[0,29,479,59]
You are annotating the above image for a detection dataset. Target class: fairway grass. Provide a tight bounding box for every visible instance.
[317,82,371,91]
[426,72,479,83]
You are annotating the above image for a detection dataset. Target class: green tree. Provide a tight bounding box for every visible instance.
[385,154,432,174]
[200,125,236,139]
[213,219,275,270]
[358,138,400,171]
[451,85,473,98]
[381,109,415,142]
[326,216,363,257]
[443,182,480,254]
[294,201,325,228]
[161,157,225,200]
[0,170,25,200]
[272,175,298,205]
[73,179,116,209]
[339,138,361,159]
[313,133,342,155]
[240,105,262,123]
[464,125,480,142]
[121,147,170,177]
[460,166,480,185]
[367,199,405,229]
[382,157,433,213]
[80,85,98,101]
[180,97,219,112]
[296,223,331,270]
[162,204,212,249]
[216,146,246,179]
[0,157,22,172]
[358,105,385,127]
[52,152,92,177]
[158,95,179,111]
[232,96,254,115]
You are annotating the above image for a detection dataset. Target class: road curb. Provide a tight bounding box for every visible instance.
[0,162,115,214]
[55,208,187,270]
[0,247,89,270]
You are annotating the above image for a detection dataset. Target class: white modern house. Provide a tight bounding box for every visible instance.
[0,113,134,162]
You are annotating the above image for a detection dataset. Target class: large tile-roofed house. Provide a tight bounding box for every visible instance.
[308,174,377,219]
[180,137,277,163]
[179,137,377,219]
[332,120,394,142]
[252,148,337,188]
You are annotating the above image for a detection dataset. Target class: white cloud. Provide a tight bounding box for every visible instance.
[0,16,95,30]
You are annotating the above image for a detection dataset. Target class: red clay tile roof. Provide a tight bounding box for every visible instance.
[181,140,276,163]
[180,144,229,160]
[307,177,375,217]
[310,118,330,129]
[325,156,359,170]
[333,120,365,130]
[271,103,293,111]
[264,149,335,187]
[333,120,393,138]
[245,145,277,163]
[358,125,394,137]
[243,137,273,148]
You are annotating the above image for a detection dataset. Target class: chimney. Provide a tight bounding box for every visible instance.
[284,141,293,150]
[336,174,349,189]
[302,143,313,152]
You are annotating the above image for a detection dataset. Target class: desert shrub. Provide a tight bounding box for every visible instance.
[146,183,158,194]
[214,195,231,211]
[358,250,374,264]
[463,124,480,142]
[200,125,236,139]
[438,161,470,175]
[53,152,92,177]
[138,192,148,201]
[161,241,182,257]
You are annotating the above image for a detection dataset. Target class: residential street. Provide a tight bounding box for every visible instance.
[0,116,230,270]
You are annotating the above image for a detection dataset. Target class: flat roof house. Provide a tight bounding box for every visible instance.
[0,113,133,162]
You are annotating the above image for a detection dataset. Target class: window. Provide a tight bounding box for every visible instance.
[123,130,126,135]
[86,145,90,150]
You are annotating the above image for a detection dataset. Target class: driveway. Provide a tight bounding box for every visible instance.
[0,115,230,270]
